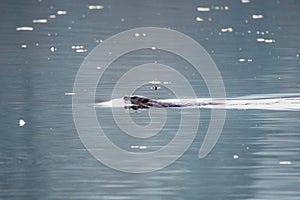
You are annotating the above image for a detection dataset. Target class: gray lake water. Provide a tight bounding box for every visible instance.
[1,0,300,199]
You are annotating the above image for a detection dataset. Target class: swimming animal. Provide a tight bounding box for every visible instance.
[123,95,216,110]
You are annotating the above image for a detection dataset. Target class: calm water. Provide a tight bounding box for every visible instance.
[1,0,300,199]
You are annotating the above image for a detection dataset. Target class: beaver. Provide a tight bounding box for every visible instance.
[123,95,182,110]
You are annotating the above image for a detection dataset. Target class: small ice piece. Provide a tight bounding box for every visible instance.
[256,38,265,42]
[32,19,48,24]
[241,0,251,3]
[252,14,264,19]
[75,49,87,53]
[21,44,27,49]
[264,39,275,43]
[71,45,84,50]
[196,17,204,22]
[64,92,76,96]
[221,27,233,32]
[233,154,239,159]
[149,80,161,84]
[279,161,291,165]
[197,7,210,12]
[50,47,56,52]
[16,27,34,31]
[49,14,56,19]
[57,10,67,15]
[19,119,26,127]
[88,5,104,10]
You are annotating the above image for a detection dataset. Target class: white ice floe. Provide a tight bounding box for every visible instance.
[64,92,76,96]
[279,161,291,165]
[196,7,210,12]
[16,27,34,31]
[57,10,67,15]
[21,44,27,49]
[221,27,233,32]
[196,17,204,22]
[19,119,26,127]
[50,47,57,52]
[32,19,48,24]
[252,14,264,19]
[241,0,251,3]
[88,5,104,10]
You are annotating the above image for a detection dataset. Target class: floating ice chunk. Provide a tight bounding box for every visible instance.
[239,58,253,62]
[16,27,34,31]
[49,14,56,19]
[19,119,26,127]
[75,49,87,53]
[252,14,264,19]
[256,38,265,42]
[88,5,104,10]
[21,44,27,49]
[212,5,229,11]
[71,45,87,53]
[256,38,275,43]
[149,80,161,84]
[196,17,204,22]
[197,7,210,12]
[279,161,291,165]
[71,45,85,49]
[50,47,57,52]
[130,145,147,150]
[239,58,253,63]
[64,92,76,96]
[57,10,67,15]
[32,19,48,24]
[264,39,275,43]
[241,0,251,3]
[221,27,233,32]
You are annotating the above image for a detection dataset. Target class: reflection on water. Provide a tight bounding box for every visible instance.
[0,0,299,199]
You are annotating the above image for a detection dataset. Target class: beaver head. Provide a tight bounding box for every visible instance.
[123,95,150,106]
